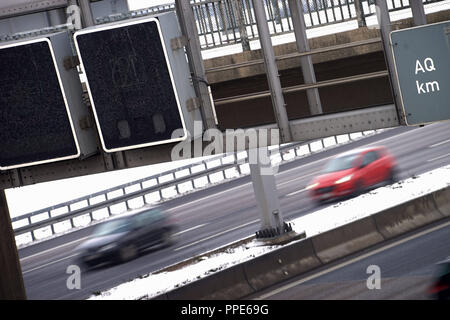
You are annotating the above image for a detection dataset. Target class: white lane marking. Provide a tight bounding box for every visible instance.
[429,139,450,148]
[427,153,450,162]
[276,157,329,176]
[22,253,79,275]
[20,236,90,262]
[285,188,308,197]
[174,219,259,252]
[365,128,418,147]
[278,172,319,187]
[167,183,250,212]
[173,223,208,237]
[255,219,450,300]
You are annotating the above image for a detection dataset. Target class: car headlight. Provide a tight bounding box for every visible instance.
[99,243,117,252]
[306,182,319,190]
[335,174,353,184]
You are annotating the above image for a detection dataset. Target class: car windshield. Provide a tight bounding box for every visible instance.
[323,154,359,173]
[92,218,131,237]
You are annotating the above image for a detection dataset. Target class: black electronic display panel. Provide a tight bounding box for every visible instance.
[75,18,186,152]
[0,39,79,170]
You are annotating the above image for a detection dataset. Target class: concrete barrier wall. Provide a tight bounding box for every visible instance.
[433,187,450,217]
[373,193,444,240]
[166,264,254,300]
[149,186,450,300]
[244,238,321,291]
[311,216,384,264]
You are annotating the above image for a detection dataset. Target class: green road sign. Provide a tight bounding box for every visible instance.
[390,20,450,125]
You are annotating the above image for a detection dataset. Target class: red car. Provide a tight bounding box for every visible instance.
[307,146,397,204]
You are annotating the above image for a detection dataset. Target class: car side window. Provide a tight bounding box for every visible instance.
[135,209,163,228]
[362,151,379,167]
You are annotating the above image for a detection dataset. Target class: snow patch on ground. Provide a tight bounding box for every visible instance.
[90,240,280,300]
[89,164,450,300]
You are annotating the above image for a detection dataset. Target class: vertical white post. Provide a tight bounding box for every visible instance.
[249,147,284,232]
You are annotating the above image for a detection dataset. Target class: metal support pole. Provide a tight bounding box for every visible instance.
[410,0,427,26]
[0,190,27,300]
[78,0,95,27]
[233,0,250,51]
[252,0,292,143]
[46,9,66,26]
[354,0,367,27]
[288,0,323,115]
[249,148,284,231]
[175,0,217,131]
[375,0,405,125]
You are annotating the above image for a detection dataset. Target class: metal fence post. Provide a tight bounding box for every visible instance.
[252,0,292,143]
[233,0,251,51]
[375,0,405,125]
[354,0,367,27]
[50,222,56,235]
[288,0,323,115]
[105,194,112,216]
[79,0,95,27]
[410,0,427,26]
[175,0,217,130]
[87,198,93,221]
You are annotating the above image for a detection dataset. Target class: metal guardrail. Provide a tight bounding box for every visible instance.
[191,0,445,49]
[2,1,446,47]
[13,129,385,245]
[125,0,446,50]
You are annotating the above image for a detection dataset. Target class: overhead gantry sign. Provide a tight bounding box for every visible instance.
[390,20,450,125]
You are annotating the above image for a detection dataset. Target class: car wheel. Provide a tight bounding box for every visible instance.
[387,167,397,184]
[119,243,138,262]
[353,180,364,197]
[314,198,326,207]
[161,229,173,247]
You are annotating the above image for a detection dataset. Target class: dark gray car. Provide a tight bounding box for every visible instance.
[75,206,176,269]
[428,257,450,300]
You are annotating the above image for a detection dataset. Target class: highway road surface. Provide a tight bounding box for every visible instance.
[250,218,450,300]
[17,121,450,299]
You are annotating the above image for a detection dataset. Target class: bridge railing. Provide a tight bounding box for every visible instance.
[108,0,445,50]
[2,1,444,49]
[12,129,386,247]
[192,0,446,49]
